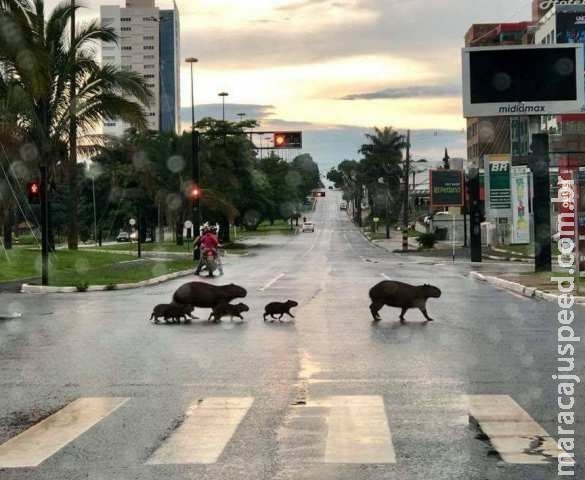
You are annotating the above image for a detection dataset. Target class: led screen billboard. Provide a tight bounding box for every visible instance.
[462,44,584,117]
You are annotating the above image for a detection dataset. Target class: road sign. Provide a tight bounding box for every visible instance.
[129,218,136,226]
[429,170,464,207]
[373,217,380,223]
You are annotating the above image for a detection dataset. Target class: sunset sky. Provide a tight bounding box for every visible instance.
[49,0,531,170]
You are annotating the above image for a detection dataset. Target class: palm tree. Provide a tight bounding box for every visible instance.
[359,127,406,236]
[0,0,153,249]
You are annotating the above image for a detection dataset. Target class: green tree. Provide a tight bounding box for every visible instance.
[0,0,153,249]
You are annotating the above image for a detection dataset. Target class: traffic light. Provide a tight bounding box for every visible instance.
[27,180,40,203]
[273,131,302,149]
[189,185,201,200]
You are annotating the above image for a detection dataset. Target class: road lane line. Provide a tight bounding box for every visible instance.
[258,273,286,291]
[0,397,129,468]
[309,396,395,464]
[146,397,254,465]
[465,395,573,465]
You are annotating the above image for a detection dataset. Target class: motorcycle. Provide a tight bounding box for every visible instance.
[202,248,218,277]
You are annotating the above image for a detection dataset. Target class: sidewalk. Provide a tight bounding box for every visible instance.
[470,271,585,304]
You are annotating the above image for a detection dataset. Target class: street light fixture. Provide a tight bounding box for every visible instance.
[186,57,200,238]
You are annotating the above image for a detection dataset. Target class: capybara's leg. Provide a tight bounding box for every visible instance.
[236,314,243,320]
[419,306,434,322]
[286,311,295,318]
[399,308,407,323]
[369,301,383,321]
[207,312,214,322]
[263,312,268,322]
[278,313,284,322]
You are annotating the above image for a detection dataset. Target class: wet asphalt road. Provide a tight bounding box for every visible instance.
[0,191,584,480]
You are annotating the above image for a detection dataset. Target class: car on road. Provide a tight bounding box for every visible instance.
[116,231,130,242]
[339,202,347,210]
[301,221,315,233]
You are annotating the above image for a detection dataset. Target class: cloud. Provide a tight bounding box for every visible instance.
[180,104,275,123]
[341,84,461,100]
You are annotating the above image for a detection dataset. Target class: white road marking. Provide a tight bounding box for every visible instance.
[465,395,573,464]
[146,397,254,465]
[0,397,129,468]
[309,396,396,464]
[258,273,286,291]
[381,273,392,280]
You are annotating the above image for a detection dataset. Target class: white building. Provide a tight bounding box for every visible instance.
[101,0,180,136]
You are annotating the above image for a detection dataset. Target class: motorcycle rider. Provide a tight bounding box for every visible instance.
[200,225,220,277]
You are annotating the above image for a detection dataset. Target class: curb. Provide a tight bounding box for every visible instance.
[469,271,585,304]
[20,269,195,294]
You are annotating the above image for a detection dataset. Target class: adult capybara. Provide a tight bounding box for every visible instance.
[369,280,441,323]
[208,302,250,323]
[150,303,194,324]
[263,300,298,322]
[171,282,247,316]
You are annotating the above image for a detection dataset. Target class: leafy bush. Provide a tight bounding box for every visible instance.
[76,281,89,292]
[105,284,117,291]
[416,233,437,250]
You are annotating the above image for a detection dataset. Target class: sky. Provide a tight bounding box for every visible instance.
[49,0,532,172]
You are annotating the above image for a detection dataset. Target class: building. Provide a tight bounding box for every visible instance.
[534,4,585,166]
[464,21,535,168]
[100,0,180,135]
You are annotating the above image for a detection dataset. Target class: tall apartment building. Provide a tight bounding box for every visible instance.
[464,21,535,168]
[101,0,180,136]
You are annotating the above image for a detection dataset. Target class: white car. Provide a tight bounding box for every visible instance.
[301,222,315,233]
[339,202,347,210]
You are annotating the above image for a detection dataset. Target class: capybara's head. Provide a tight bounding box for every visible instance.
[421,284,441,299]
[235,303,250,313]
[225,283,247,299]
[285,300,299,308]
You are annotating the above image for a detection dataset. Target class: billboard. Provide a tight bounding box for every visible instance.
[556,10,585,64]
[462,44,584,117]
[430,170,464,207]
[510,166,531,244]
[485,154,512,214]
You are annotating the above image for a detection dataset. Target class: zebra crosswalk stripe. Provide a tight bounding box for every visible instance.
[0,397,129,469]
[146,397,254,465]
[465,394,572,464]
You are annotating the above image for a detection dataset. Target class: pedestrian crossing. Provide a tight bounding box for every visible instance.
[0,394,571,469]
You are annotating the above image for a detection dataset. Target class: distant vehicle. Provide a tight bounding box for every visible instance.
[328,186,333,190]
[116,232,130,242]
[339,202,347,210]
[301,221,315,233]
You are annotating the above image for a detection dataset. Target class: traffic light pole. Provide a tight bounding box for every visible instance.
[402,130,411,252]
[40,165,49,285]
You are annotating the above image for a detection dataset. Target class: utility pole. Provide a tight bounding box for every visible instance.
[186,58,200,238]
[402,129,411,252]
[40,165,49,285]
[68,0,78,250]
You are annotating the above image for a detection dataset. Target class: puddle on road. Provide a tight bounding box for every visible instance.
[299,351,322,382]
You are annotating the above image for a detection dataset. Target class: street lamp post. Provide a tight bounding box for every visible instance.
[218,92,229,122]
[186,57,200,237]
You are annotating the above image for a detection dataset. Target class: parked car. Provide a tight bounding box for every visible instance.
[339,202,347,210]
[116,231,130,242]
[302,221,315,233]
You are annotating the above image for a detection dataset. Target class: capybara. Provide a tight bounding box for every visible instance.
[263,300,298,322]
[369,280,441,323]
[208,302,250,323]
[150,303,194,324]
[171,282,247,316]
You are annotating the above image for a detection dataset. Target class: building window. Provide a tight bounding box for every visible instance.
[102,46,115,51]
[143,74,155,78]
[147,112,156,117]
[122,46,132,50]
[144,64,155,69]
[143,35,154,40]
[121,27,131,31]
[143,17,157,22]
[104,122,117,127]
[144,55,155,59]
[103,56,115,61]
[121,17,131,22]
[146,83,155,88]
[143,45,155,50]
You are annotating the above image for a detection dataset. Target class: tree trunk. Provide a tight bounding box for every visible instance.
[3,208,13,249]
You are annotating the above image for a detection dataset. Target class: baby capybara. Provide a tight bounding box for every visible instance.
[369,280,441,323]
[208,302,250,323]
[263,300,298,322]
[150,303,194,324]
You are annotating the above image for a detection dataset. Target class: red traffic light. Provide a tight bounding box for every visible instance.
[273,131,302,149]
[27,180,41,203]
[190,186,201,199]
